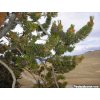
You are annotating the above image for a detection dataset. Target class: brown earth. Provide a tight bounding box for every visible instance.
[65,50,100,88]
[18,50,100,88]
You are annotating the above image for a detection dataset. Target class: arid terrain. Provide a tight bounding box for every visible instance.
[65,50,100,87]
[18,50,100,88]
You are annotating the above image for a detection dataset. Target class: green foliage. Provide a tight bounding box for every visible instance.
[74,16,94,43]
[0,13,94,88]
[30,12,42,22]
[47,56,76,73]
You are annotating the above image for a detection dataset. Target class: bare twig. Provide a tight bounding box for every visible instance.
[0,60,16,88]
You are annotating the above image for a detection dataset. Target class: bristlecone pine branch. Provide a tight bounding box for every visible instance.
[0,13,94,88]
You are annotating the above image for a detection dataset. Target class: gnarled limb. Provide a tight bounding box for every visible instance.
[0,60,16,88]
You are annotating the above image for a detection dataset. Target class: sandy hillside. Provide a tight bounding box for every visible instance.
[65,50,100,87]
[18,50,100,88]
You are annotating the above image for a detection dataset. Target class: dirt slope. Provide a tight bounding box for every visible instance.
[65,50,100,87]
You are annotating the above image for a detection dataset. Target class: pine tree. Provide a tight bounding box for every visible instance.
[0,12,94,88]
